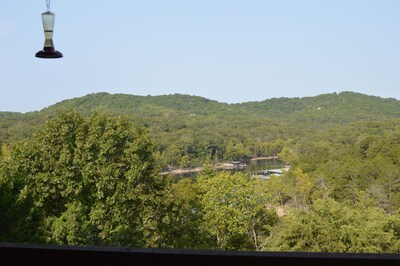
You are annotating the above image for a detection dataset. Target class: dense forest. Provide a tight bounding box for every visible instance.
[1,91,400,252]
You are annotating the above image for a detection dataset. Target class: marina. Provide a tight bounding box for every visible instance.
[250,167,290,180]
[161,158,289,179]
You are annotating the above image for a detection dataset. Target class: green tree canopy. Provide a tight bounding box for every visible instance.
[265,198,400,253]
[0,111,168,247]
[197,171,277,250]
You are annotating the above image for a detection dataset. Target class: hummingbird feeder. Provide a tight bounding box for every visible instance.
[36,0,63,59]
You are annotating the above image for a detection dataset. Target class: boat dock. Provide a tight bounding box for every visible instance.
[251,167,289,180]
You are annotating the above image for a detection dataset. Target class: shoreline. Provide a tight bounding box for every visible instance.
[250,156,278,161]
[160,156,281,176]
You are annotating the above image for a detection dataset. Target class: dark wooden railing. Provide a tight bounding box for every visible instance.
[1,242,399,265]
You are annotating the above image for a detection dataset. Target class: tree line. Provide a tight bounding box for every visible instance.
[1,111,400,252]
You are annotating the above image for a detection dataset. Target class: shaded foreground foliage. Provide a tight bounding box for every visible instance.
[0,112,280,250]
[1,91,400,252]
[0,112,168,247]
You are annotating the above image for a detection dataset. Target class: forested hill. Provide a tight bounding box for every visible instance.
[39,91,400,123]
[1,91,400,149]
[235,91,400,122]
[40,92,239,117]
[1,91,399,122]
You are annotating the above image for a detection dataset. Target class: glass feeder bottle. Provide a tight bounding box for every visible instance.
[36,11,63,58]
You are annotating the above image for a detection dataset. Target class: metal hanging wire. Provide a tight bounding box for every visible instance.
[46,0,51,11]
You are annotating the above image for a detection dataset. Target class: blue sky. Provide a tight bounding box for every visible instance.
[1,0,399,112]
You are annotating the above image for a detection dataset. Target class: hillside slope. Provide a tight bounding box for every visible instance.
[235,91,400,122]
[1,91,400,145]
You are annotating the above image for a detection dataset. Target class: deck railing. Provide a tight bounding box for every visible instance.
[1,243,400,265]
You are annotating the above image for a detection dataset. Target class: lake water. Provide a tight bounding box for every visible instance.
[245,158,286,173]
[174,158,285,180]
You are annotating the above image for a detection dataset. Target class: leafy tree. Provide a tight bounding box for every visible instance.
[1,111,168,247]
[264,173,294,207]
[157,177,212,249]
[197,171,277,250]
[179,155,191,169]
[293,168,312,212]
[0,151,41,242]
[265,198,398,253]
[224,141,252,161]
[162,144,183,167]
[278,147,297,165]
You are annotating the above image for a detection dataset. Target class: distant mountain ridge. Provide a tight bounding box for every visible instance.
[37,91,400,122]
[236,91,400,122]
[1,90,400,150]
[1,91,400,143]
[40,92,238,117]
